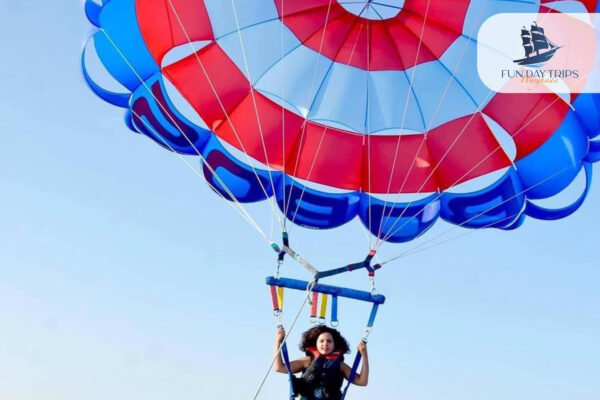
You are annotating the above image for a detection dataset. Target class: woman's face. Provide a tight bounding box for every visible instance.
[316,332,335,355]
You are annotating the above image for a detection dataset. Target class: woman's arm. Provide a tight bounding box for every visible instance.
[273,327,310,374]
[342,341,369,386]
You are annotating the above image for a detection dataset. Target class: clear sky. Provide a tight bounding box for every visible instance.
[0,2,599,400]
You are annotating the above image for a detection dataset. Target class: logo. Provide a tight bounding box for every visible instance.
[477,13,599,93]
[512,22,560,67]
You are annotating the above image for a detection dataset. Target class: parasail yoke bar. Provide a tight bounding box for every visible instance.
[276,244,379,281]
[266,277,386,305]
[314,250,380,280]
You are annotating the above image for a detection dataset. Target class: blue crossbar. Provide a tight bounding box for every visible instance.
[266,277,385,305]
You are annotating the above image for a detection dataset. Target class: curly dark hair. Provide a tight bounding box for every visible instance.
[299,326,350,357]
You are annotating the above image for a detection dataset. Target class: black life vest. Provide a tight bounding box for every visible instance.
[292,348,344,400]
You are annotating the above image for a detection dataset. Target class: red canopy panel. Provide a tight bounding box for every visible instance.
[287,123,364,190]
[136,0,214,64]
[164,43,251,128]
[276,0,469,70]
[214,93,304,170]
[483,93,569,160]
[363,134,438,194]
[427,114,512,189]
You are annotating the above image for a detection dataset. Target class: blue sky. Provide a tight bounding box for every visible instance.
[0,2,598,399]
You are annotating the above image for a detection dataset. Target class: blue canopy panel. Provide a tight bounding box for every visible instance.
[201,136,280,203]
[516,93,598,221]
[576,94,600,163]
[359,194,440,243]
[588,141,600,163]
[274,176,360,229]
[440,169,526,230]
[129,73,211,154]
[572,94,600,140]
[82,0,158,106]
[84,0,102,28]
[517,103,589,200]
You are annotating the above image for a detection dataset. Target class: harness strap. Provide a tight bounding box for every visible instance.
[277,287,285,311]
[342,351,362,400]
[319,294,329,320]
[367,303,380,328]
[280,341,295,400]
[269,285,280,312]
[310,291,319,320]
[342,302,380,399]
[278,231,290,262]
[331,295,339,325]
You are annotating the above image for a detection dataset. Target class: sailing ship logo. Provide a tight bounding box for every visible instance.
[513,22,561,67]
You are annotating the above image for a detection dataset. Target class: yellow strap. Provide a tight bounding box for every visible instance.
[277,286,285,310]
[319,294,328,319]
